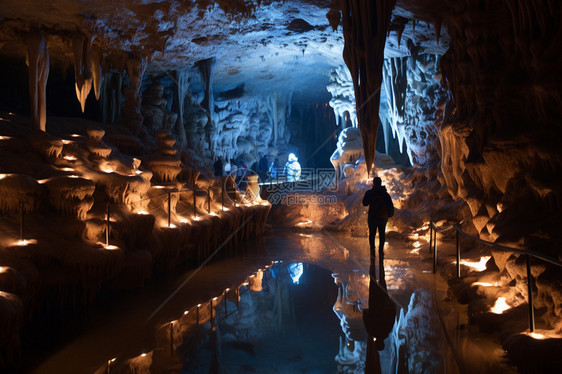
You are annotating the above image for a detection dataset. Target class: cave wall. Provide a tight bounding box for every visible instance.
[428,0,562,253]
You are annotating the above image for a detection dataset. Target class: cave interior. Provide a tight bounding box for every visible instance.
[0,0,561,373]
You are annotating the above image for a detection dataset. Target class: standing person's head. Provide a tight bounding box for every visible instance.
[373,177,382,187]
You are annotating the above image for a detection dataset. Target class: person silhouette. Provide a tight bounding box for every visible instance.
[283,153,301,182]
[362,176,394,259]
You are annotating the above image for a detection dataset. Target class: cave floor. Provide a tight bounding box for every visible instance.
[19,227,519,373]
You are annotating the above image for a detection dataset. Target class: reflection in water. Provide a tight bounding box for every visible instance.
[184,262,341,373]
[363,259,397,373]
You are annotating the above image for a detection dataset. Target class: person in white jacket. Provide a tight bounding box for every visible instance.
[283,153,301,182]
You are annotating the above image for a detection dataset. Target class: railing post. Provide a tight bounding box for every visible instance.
[433,228,437,274]
[193,188,197,218]
[224,289,228,319]
[167,191,171,227]
[456,229,460,278]
[170,321,174,355]
[210,300,214,328]
[106,202,110,246]
[195,303,200,361]
[20,199,24,241]
[429,223,433,255]
[526,254,535,332]
[207,187,211,214]
[236,287,240,311]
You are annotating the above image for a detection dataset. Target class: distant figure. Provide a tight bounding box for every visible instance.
[213,157,223,177]
[283,153,301,182]
[229,159,237,177]
[224,159,232,174]
[362,177,394,258]
[258,152,269,180]
[267,156,278,181]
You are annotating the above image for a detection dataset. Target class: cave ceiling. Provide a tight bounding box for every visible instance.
[0,0,448,100]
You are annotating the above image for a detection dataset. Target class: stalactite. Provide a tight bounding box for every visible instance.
[330,0,396,173]
[172,69,189,148]
[25,31,49,132]
[91,46,103,101]
[195,57,216,155]
[123,57,147,134]
[101,70,122,123]
[72,35,93,113]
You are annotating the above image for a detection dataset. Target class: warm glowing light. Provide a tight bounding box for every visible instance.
[8,112,15,115]
[472,282,498,287]
[141,353,147,357]
[62,139,73,145]
[167,223,177,228]
[63,155,77,161]
[242,282,249,286]
[135,170,143,175]
[15,239,37,246]
[0,266,5,273]
[490,297,511,314]
[210,212,218,216]
[153,185,166,189]
[460,256,491,272]
[100,165,114,173]
[0,136,11,140]
[413,241,422,248]
[0,174,6,180]
[70,134,81,138]
[523,330,562,340]
[61,167,75,172]
[184,310,189,315]
[225,288,230,292]
[298,233,312,238]
[104,245,120,250]
[136,210,149,215]
[68,175,80,178]
[297,220,312,226]
[180,218,188,223]
[235,203,240,207]
[223,207,230,211]
[261,201,270,206]
[197,304,201,307]
[213,297,218,301]
[192,216,200,221]
[409,247,420,254]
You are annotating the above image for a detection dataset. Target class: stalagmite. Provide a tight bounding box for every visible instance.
[329,0,396,173]
[72,35,93,113]
[25,31,49,132]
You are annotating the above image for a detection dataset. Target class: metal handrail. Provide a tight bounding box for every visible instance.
[429,220,562,333]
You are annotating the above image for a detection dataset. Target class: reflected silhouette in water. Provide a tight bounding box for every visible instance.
[363,257,397,373]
